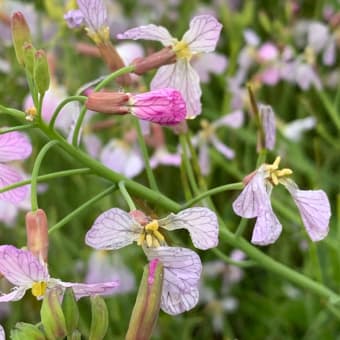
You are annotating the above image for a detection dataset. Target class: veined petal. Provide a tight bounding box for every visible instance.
[0,245,48,286]
[284,180,331,241]
[182,15,222,53]
[151,60,201,118]
[85,208,142,250]
[0,164,28,204]
[146,247,202,315]
[59,281,119,300]
[210,135,235,159]
[213,110,244,129]
[0,131,32,162]
[232,169,269,218]
[159,208,218,250]
[117,24,174,46]
[259,104,276,150]
[77,0,108,32]
[0,287,27,302]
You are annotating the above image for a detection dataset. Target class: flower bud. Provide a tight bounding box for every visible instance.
[11,12,32,65]
[126,259,163,340]
[62,288,79,335]
[22,42,36,77]
[34,50,50,95]
[86,92,130,114]
[10,323,45,340]
[41,288,67,340]
[26,209,49,263]
[89,295,109,340]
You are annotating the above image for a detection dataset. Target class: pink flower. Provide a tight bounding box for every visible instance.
[0,245,119,302]
[117,15,223,118]
[0,131,32,203]
[233,157,331,245]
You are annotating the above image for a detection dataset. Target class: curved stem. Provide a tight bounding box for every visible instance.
[119,181,136,211]
[0,124,35,135]
[30,140,59,211]
[235,218,248,237]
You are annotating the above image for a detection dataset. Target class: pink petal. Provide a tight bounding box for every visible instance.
[260,67,281,85]
[0,164,28,203]
[151,60,201,118]
[257,43,279,61]
[182,15,222,53]
[210,135,235,159]
[0,131,32,162]
[0,245,48,286]
[150,147,181,168]
[85,208,143,250]
[116,24,174,46]
[0,287,27,302]
[159,208,219,250]
[213,110,244,129]
[146,247,202,315]
[259,104,276,150]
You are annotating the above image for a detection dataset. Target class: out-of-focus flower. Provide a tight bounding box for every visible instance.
[85,207,219,314]
[0,245,119,302]
[0,131,32,204]
[259,104,276,150]
[233,156,331,245]
[64,9,84,29]
[117,15,223,118]
[282,116,316,142]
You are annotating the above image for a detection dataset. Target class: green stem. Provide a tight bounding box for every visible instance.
[118,181,136,211]
[48,184,117,234]
[315,90,340,132]
[134,118,159,192]
[30,140,59,211]
[235,218,248,237]
[0,168,91,194]
[0,124,35,135]
[0,106,26,119]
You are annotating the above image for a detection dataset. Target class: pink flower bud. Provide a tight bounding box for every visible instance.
[129,210,150,225]
[86,92,130,114]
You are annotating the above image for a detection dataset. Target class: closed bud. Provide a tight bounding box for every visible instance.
[26,209,49,263]
[10,323,46,340]
[34,50,50,95]
[126,259,163,340]
[86,92,129,114]
[11,12,32,65]
[61,288,79,335]
[23,42,36,76]
[41,288,67,340]
[89,295,109,340]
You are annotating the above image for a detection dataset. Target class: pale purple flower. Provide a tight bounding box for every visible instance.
[259,104,276,150]
[64,9,84,28]
[257,43,279,62]
[85,207,219,314]
[0,131,32,204]
[0,245,119,302]
[282,116,316,142]
[117,15,223,118]
[232,157,331,245]
[150,147,181,169]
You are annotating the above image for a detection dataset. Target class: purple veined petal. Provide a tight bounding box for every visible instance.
[283,180,331,241]
[0,287,27,302]
[116,24,174,46]
[59,281,119,300]
[213,110,244,129]
[0,131,32,162]
[77,0,108,32]
[251,204,282,246]
[151,59,202,118]
[259,104,276,150]
[145,246,202,315]
[0,245,48,286]
[210,135,235,159]
[198,140,210,175]
[0,164,28,204]
[85,208,143,250]
[159,208,219,250]
[232,169,269,218]
[182,15,222,53]
[64,9,84,28]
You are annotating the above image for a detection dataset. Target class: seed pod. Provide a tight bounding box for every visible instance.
[34,50,50,95]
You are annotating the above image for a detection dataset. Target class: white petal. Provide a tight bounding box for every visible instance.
[151,60,201,118]
[159,208,218,250]
[0,287,27,302]
[116,24,174,46]
[85,208,142,250]
[182,15,222,53]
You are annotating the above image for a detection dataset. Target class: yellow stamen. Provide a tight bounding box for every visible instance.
[152,238,161,248]
[25,107,37,121]
[31,281,47,298]
[265,156,293,186]
[146,234,153,248]
[137,233,145,246]
[153,230,165,243]
[173,40,192,60]
[145,220,159,232]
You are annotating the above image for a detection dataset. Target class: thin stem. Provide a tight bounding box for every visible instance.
[0,124,35,135]
[134,118,159,192]
[0,168,91,194]
[235,218,248,237]
[37,93,45,117]
[118,181,136,211]
[30,140,59,211]
[0,106,26,119]
[48,185,117,234]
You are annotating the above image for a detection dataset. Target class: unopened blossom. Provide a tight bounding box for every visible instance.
[117,15,223,118]
[233,156,331,245]
[85,207,219,314]
[86,88,187,126]
[0,131,32,203]
[0,245,119,302]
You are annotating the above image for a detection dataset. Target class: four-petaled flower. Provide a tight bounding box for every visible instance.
[117,15,222,118]
[85,207,219,314]
[233,156,331,245]
[0,245,119,302]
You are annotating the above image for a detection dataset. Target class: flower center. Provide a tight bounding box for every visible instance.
[86,26,110,44]
[25,106,37,121]
[173,40,192,60]
[31,281,47,298]
[137,220,165,248]
[264,156,293,186]
[200,119,215,139]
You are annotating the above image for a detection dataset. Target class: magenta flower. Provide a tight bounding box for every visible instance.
[0,131,32,203]
[117,15,223,118]
[232,157,331,245]
[85,207,219,314]
[0,245,119,302]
